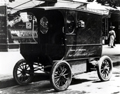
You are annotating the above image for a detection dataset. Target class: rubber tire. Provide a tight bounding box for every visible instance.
[97,56,113,81]
[13,59,34,85]
[51,61,72,91]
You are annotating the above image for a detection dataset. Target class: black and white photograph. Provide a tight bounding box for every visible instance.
[0,0,120,94]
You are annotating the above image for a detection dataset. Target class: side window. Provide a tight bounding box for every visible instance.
[66,11,76,34]
[40,16,49,34]
[76,12,86,28]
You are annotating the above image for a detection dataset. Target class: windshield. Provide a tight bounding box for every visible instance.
[8,12,38,43]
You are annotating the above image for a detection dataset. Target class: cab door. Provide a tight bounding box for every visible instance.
[39,10,65,60]
[64,10,77,60]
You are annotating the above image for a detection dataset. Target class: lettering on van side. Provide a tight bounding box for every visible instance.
[66,48,87,57]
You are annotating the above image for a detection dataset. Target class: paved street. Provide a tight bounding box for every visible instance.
[0,66,120,94]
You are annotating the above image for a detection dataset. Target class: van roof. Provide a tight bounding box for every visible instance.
[35,0,109,16]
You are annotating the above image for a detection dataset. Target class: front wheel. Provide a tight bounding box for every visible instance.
[97,56,113,81]
[13,59,34,85]
[51,61,72,91]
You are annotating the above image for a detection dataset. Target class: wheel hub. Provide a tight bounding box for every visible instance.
[60,74,65,79]
[104,66,109,71]
[21,69,26,75]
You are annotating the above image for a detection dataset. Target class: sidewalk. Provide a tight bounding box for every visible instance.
[102,44,120,64]
[102,44,120,56]
[0,44,120,88]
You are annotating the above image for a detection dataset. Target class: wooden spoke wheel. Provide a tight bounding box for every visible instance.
[13,59,34,85]
[51,61,72,91]
[97,56,113,81]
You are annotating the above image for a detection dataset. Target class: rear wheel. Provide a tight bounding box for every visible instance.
[97,56,113,81]
[51,61,72,91]
[13,59,34,85]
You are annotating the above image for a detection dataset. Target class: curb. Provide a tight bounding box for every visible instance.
[0,78,17,88]
[0,61,120,89]
[0,73,49,89]
[113,61,120,67]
